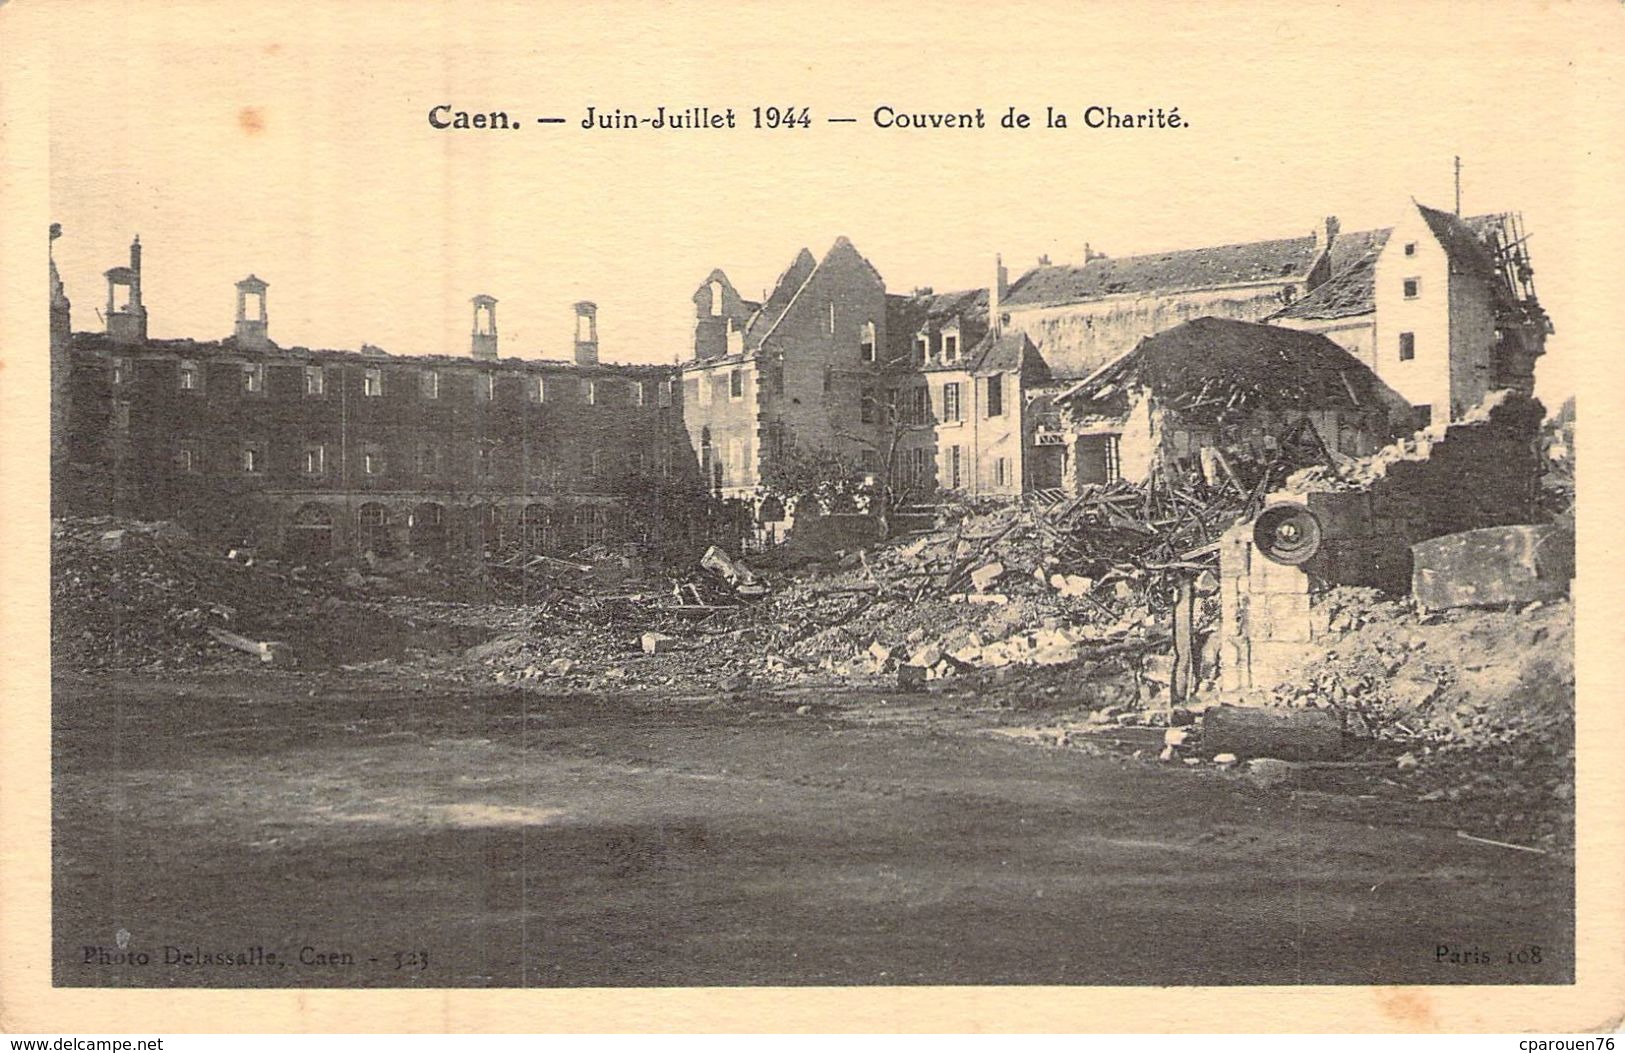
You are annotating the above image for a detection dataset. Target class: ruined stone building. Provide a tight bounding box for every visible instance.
[1054,317,1418,488]
[55,234,706,560]
[1268,203,1549,425]
[885,284,1060,499]
[683,238,890,506]
[994,202,1546,427]
[1000,201,1547,492]
[682,242,1069,530]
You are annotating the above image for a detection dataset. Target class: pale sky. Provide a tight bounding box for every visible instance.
[44,1,1621,406]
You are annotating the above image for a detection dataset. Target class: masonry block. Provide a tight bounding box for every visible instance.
[1411,524,1574,611]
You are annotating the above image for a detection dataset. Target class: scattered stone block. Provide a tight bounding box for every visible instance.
[969,561,1006,592]
[1050,573,1094,598]
[641,632,676,655]
[908,643,943,668]
[1201,704,1344,761]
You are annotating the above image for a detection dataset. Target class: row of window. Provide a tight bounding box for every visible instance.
[171,440,674,480]
[114,358,676,407]
[913,330,961,365]
[894,445,1015,490]
[865,375,1006,426]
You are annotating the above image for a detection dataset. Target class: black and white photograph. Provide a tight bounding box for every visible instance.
[6,0,1620,1034]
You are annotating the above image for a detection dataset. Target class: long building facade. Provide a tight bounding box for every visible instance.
[54,235,710,561]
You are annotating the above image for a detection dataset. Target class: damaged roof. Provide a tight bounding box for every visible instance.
[1003,234,1322,308]
[1272,208,1511,322]
[69,331,674,375]
[1271,229,1391,321]
[970,329,1052,381]
[884,287,988,364]
[1418,204,1503,286]
[1059,317,1402,419]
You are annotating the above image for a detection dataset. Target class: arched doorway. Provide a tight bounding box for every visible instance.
[469,503,500,554]
[521,504,556,553]
[285,503,334,563]
[409,502,447,555]
[573,505,605,549]
[357,502,392,557]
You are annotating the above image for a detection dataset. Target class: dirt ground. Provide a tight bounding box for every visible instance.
[53,669,1573,988]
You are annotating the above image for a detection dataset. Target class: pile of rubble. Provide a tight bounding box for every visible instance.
[1272,587,1573,752]
[454,483,1248,697]
[52,517,334,671]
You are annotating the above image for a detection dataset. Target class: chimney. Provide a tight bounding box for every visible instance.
[989,253,1009,335]
[471,294,499,359]
[573,301,599,365]
[234,274,270,350]
[1314,215,1340,256]
[104,234,148,345]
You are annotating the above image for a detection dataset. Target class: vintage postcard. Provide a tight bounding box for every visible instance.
[1,0,1622,1034]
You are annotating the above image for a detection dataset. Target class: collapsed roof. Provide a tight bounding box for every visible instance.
[1059,317,1409,420]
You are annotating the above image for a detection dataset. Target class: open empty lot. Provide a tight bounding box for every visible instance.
[53,672,1572,987]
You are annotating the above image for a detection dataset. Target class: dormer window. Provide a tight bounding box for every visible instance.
[943,333,959,362]
[915,333,929,364]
